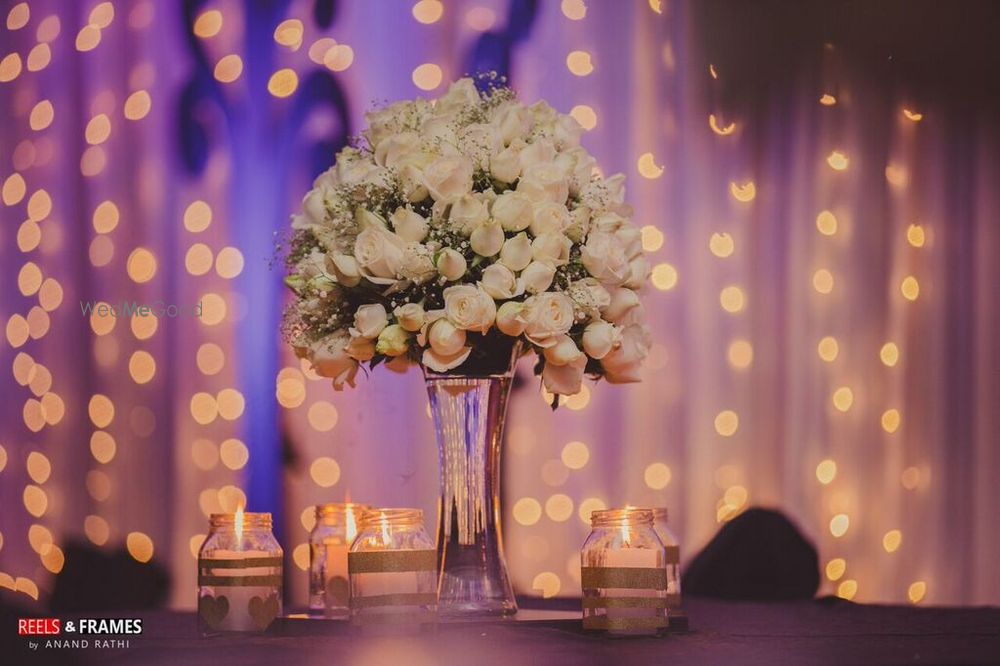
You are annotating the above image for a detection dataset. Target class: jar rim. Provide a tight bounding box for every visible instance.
[590,508,654,527]
[209,512,272,528]
[652,507,669,522]
[316,502,371,516]
[359,508,423,527]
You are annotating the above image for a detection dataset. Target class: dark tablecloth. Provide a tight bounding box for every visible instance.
[8,597,1000,665]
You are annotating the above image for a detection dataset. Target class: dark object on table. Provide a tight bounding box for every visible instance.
[49,540,170,612]
[682,507,819,600]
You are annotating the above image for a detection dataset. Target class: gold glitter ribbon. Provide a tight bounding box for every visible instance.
[581,567,667,590]
[198,575,283,587]
[348,550,436,573]
[352,593,438,608]
[664,546,680,565]
[582,616,668,631]
[199,557,282,569]
[582,596,669,609]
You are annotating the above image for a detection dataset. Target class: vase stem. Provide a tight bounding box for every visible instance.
[425,356,518,617]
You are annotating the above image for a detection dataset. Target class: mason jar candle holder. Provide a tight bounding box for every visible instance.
[197,510,283,636]
[581,508,667,636]
[652,507,682,612]
[349,508,437,627]
[309,502,371,618]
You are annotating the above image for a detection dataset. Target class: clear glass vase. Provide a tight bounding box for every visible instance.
[424,340,521,617]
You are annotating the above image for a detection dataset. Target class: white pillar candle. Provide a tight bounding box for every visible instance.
[203,549,277,632]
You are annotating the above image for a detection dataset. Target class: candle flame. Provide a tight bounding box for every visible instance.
[379,513,391,543]
[346,506,359,541]
[235,504,245,550]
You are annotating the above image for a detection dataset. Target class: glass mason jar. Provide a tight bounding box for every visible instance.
[197,512,283,636]
[349,508,437,626]
[581,508,667,636]
[652,507,682,610]
[309,502,371,618]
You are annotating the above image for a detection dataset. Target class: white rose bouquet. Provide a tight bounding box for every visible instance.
[283,76,651,399]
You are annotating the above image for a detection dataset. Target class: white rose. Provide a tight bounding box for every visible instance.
[354,226,405,284]
[556,146,597,195]
[491,191,533,232]
[480,263,524,300]
[394,303,425,332]
[530,201,571,237]
[470,220,504,257]
[543,334,584,366]
[334,148,377,184]
[296,249,326,281]
[518,139,556,171]
[436,78,480,113]
[542,353,586,395]
[352,303,388,339]
[444,284,497,333]
[565,206,591,242]
[364,105,404,147]
[602,287,640,323]
[499,232,533,271]
[421,114,459,147]
[496,301,528,336]
[422,346,472,373]
[423,155,473,203]
[436,248,467,281]
[330,253,362,287]
[399,242,437,284]
[553,113,584,149]
[428,318,467,356]
[399,163,429,202]
[520,261,556,294]
[532,232,571,266]
[355,207,388,229]
[490,145,522,183]
[582,320,620,360]
[601,320,650,383]
[581,232,631,286]
[590,212,626,233]
[345,335,376,362]
[518,163,569,205]
[309,331,359,390]
[374,132,421,168]
[522,292,575,347]
[625,257,650,289]
[616,226,643,260]
[376,324,410,357]
[450,194,489,236]
[491,101,533,145]
[358,166,394,191]
[312,167,339,190]
[566,277,611,317]
[302,187,331,225]
[390,207,429,242]
[458,123,502,169]
[581,174,627,214]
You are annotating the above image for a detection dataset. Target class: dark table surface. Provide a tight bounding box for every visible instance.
[7,597,1000,665]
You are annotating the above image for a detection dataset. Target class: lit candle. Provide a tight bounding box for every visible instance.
[603,524,661,633]
[198,508,282,634]
[321,504,363,615]
[353,515,419,605]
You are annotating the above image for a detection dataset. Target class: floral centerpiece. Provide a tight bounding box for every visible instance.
[283,76,651,399]
[282,76,651,617]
